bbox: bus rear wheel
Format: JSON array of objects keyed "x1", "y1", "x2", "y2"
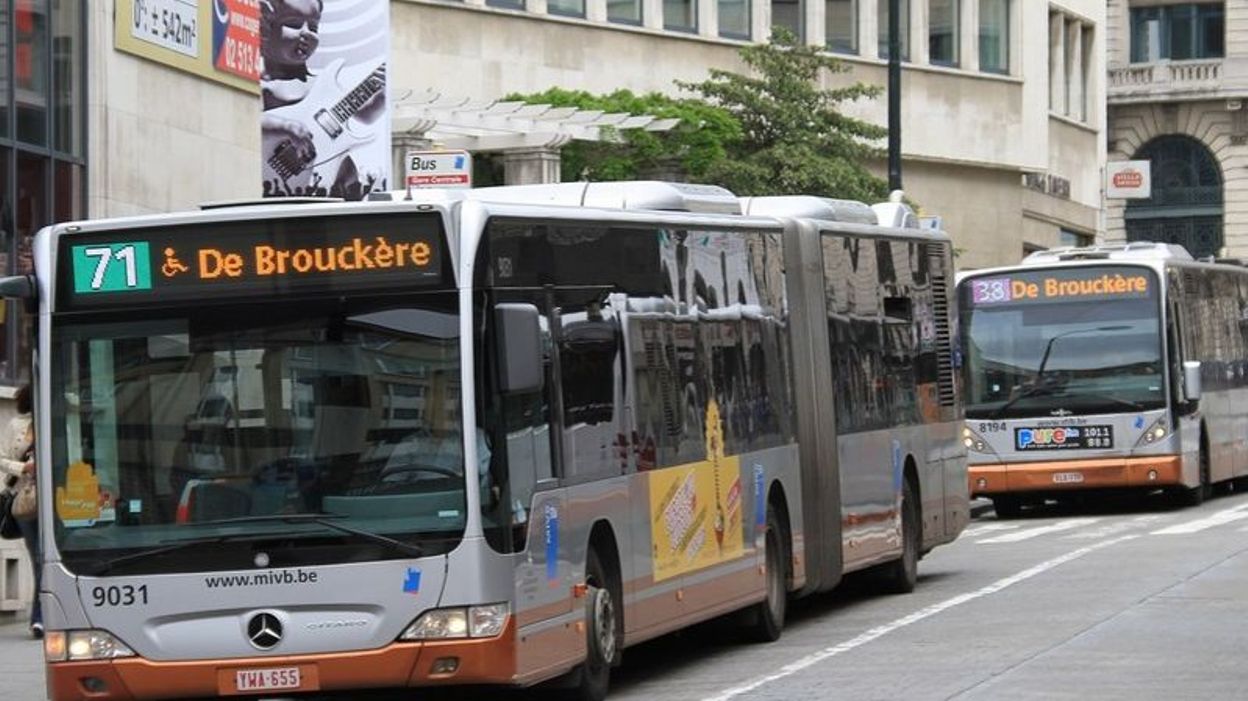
[
  {"x1": 562, "y1": 549, "x2": 617, "y2": 701},
  {"x1": 741, "y1": 506, "x2": 787, "y2": 642},
  {"x1": 878, "y1": 478, "x2": 920, "y2": 594}
]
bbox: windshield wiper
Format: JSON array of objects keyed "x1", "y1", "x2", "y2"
[
  {"x1": 183, "y1": 513, "x2": 426, "y2": 558},
  {"x1": 991, "y1": 383, "x2": 1057, "y2": 419},
  {"x1": 1051, "y1": 390, "x2": 1145, "y2": 412},
  {"x1": 87, "y1": 514, "x2": 424, "y2": 576},
  {"x1": 87, "y1": 534, "x2": 240, "y2": 576}
]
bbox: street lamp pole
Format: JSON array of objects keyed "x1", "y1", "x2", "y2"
[{"x1": 888, "y1": 0, "x2": 902, "y2": 192}]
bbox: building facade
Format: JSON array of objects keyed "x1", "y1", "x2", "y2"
[
  {"x1": 1106, "y1": 0, "x2": 1245, "y2": 259},
  {"x1": 84, "y1": 0, "x2": 1104, "y2": 271}
]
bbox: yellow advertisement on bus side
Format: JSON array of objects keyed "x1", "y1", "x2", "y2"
[{"x1": 649, "y1": 400, "x2": 745, "y2": 582}]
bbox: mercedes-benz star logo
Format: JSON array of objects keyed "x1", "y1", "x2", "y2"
[{"x1": 247, "y1": 613, "x2": 283, "y2": 650}]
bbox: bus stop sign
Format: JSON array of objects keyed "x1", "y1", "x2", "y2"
[{"x1": 406, "y1": 150, "x2": 472, "y2": 189}]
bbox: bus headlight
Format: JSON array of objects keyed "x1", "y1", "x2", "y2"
[
  {"x1": 401, "y1": 603, "x2": 510, "y2": 640},
  {"x1": 1136, "y1": 416, "x2": 1170, "y2": 446},
  {"x1": 45, "y1": 630, "x2": 134, "y2": 662},
  {"x1": 962, "y1": 425, "x2": 989, "y2": 454}
]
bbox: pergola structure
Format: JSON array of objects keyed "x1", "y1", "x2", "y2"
[{"x1": 390, "y1": 88, "x2": 681, "y2": 185}]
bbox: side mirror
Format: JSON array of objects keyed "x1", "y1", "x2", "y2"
[
  {"x1": 494, "y1": 303, "x2": 543, "y2": 394},
  {"x1": 1183, "y1": 360, "x2": 1202, "y2": 402},
  {"x1": 0, "y1": 275, "x2": 35, "y2": 314}
]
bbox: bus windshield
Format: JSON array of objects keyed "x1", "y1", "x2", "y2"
[
  {"x1": 50, "y1": 294, "x2": 469, "y2": 575},
  {"x1": 961, "y1": 266, "x2": 1165, "y2": 419}
]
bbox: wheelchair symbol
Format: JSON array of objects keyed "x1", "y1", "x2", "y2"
[{"x1": 162, "y1": 248, "x2": 189, "y2": 278}]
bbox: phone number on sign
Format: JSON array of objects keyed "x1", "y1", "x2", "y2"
[{"x1": 131, "y1": 0, "x2": 199, "y2": 57}]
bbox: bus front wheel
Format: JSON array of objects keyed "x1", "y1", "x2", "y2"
[
  {"x1": 992, "y1": 496, "x2": 1023, "y2": 519},
  {"x1": 562, "y1": 549, "x2": 617, "y2": 701}
]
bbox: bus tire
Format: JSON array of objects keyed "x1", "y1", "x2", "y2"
[
  {"x1": 992, "y1": 496, "x2": 1023, "y2": 519},
  {"x1": 1179, "y1": 445, "x2": 1212, "y2": 507},
  {"x1": 563, "y1": 549, "x2": 617, "y2": 701},
  {"x1": 741, "y1": 506, "x2": 787, "y2": 643},
  {"x1": 879, "y1": 477, "x2": 920, "y2": 594}
]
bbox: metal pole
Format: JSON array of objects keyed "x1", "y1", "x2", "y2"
[{"x1": 888, "y1": 0, "x2": 902, "y2": 191}]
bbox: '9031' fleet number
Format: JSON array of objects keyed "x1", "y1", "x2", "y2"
[{"x1": 92, "y1": 584, "x2": 149, "y2": 607}]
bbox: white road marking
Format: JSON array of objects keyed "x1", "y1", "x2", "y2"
[
  {"x1": 963, "y1": 524, "x2": 1021, "y2": 537},
  {"x1": 1062, "y1": 515, "x2": 1166, "y2": 540},
  {"x1": 976, "y1": 518, "x2": 1100, "y2": 544},
  {"x1": 700, "y1": 535, "x2": 1139, "y2": 701},
  {"x1": 1152, "y1": 503, "x2": 1248, "y2": 535}
]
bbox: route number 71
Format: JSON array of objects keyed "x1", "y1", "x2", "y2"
[{"x1": 71, "y1": 242, "x2": 153, "y2": 294}]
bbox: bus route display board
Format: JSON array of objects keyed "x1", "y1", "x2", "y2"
[
  {"x1": 964, "y1": 265, "x2": 1157, "y2": 307},
  {"x1": 58, "y1": 212, "x2": 448, "y2": 310}
]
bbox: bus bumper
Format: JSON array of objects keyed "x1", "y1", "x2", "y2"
[
  {"x1": 46, "y1": 619, "x2": 517, "y2": 700},
  {"x1": 969, "y1": 455, "x2": 1183, "y2": 497}
]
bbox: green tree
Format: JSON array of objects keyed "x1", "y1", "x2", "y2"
[
  {"x1": 508, "y1": 29, "x2": 888, "y2": 201},
  {"x1": 678, "y1": 28, "x2": 888, "y2": 201},
  {"x1": 503, "y1": 87, "x2": 740, "y2": 183}
]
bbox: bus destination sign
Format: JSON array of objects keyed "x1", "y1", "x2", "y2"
[
  {"x1": 62, "y1": 214, "x2": 445, "y2": 308},
  {"x1": 967, "y1": 267, "x2": 1154, "y2": 307}
]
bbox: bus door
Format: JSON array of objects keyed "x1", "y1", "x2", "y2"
[{"x1": 1166, "y1": 272, "x2": 1202, "y2": 476}]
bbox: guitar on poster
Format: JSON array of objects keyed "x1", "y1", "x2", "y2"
[{"x1": 261, "y1": 60, "x2": 387, "y2": 193}]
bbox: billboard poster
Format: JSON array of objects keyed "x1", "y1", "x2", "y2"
[
  {"x1": 114, "y1": 0, "x2": 260, "y2": 93},
  {"x1": 213, "y1": 0, "x2": 262, "y2": 81},
  {"x1": 260, "y1": 0, "x2": 390, "y2": 200}
]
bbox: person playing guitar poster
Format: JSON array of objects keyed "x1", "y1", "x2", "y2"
[{"x1": 260, "y1": 0, "x2": 388, "y2": 199}]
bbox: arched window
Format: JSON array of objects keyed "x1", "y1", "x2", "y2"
[{"x1": 1125, "y1": 135, "x2": 1223, "y2": 258}]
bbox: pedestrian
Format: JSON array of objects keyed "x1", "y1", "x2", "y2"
[{"x1": 0, "y1": 384, "x2": 39, "y2": 638}]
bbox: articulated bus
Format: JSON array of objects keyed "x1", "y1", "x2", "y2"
[
  {"x1": 9, "y1": 182, "x2": 966, "y2": 701},
  {"x1": 958, "y1": 242, "x2": 1248, "y2": 518}
]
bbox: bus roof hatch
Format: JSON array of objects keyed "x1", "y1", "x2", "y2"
[
  {"x1": 464, "y1": 181, "x2": 742, "y2": 214},
  {"x1": 739, "y1": 195, "x2": 877, "y2": 224},
  {"x1": 1023, "y1": 241, "x2": 1193, "y2": 265}
]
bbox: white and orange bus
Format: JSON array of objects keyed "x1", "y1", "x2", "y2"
[
  {"x1": 958, "y1": 242, "x2": 1248, "y2": 517},
  {"x1": 7, "y1": 182, "x2": 966, "y2": 700}
]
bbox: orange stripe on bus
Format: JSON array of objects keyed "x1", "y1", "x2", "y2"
[{"x1": 969, "y1": 455, "x2": 1183, "y2": 495}]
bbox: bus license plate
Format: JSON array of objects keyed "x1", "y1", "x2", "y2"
[
  {"x1": 1052, "y1": 472, "x2": 1085, "y2": 484},
  {"x1": 235, "y1": 667, "x2": 301, "y2": 692}
]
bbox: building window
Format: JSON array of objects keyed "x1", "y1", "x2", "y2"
[
  {"x1": 485, "y1": 0, "x2": 524, "y2": 8},
  {"x1": 664, "y1": 0, "x2": 696, "y2": 31},
  {"x1": 719, "y1": 0, "x2": 750, "y2": 37},
  {"x1": 608, "y1": 0, "x2": 643, "y2": 23},
  {"x1": 826, "y1": 0, "x2": 857, "y2": 53},
  {"x1": 1058, "y1": 229, "x2": 1092, "y2": 248},
  {"x1": 773, "y1": 0, "x2": 802, "y2": 38},
  {"x1": 548, "y1": 0, "x2": 586, "y2": 16},
  {"x1": 1050, "y1": 12, "x2": 1093, "y2": 123},
  {"x1": 929, "y1": 0, "x2": 958, "y2": 66},
  {"x1": 1130, "y1": 4, "x2": 1224, "y2": 63},
  {"x1": 979, "y1": 0, "x2": 1009, "y2": 73},
  {"x1": 0, "y1": 1, "x2": 86, "y2": 383},
  {"x1": 878, "y1": 0, "x2": 910, "y2": 60}
]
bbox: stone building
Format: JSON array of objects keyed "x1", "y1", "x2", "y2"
[
  {"x1": 1106, "y1": 0, "x2": 1244, "y2": 258},
  {"x1": 86, "y1": 0, "x2": 1104, "y2": 271}
]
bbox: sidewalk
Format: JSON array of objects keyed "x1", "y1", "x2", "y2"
[{"x1": 0, "y1": 614, "x2": 45, "y2": 701}]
